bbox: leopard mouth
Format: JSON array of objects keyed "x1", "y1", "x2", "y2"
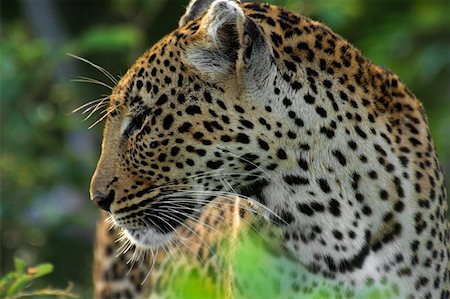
[
  {"x1": 116, "y1": 195, "x2": 211, "y2": 248},
  {"x1": 124, "y1": 227, "x2": 174, "y2": 248}
]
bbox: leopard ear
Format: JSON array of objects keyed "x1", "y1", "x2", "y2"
[
  {"x1": 179, "y1": 0, "x2": 239, "y2": 27},
  {"x1": 183, "y1": 0, "x2": 273, "y2": 87}
]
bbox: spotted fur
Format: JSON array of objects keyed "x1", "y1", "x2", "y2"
[{"x1": 90, "y1": 1, "x2": 449, "y2": 298}]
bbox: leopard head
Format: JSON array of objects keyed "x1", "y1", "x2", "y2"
[{"x1": 90, "y1": 0, "x2": 280, "y2": 248}]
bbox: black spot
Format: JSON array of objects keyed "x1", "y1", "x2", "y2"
[
  {"x1": 282, "y1": 97, "x2": 292, "y2": 107},
  {"x1": 297, "y1": 203, "x2": 314, "y2": 216},
  {"x1": 277, "y1": 148, "x2": 288, "y2": 160},
  {"x1": 196, "y1": 149, "x2": 206, "y2": 156},
  {"x1": 409, "y1": 137, "x2": 421, "y2": 146},
  {"x1": 157, "y1": 153, "x2": 167, "y2": 162},
  {"x1": 217, "y1": 100, "x2": 227, "y2": 110},
  {"x1": 291, "y1": 81, "x2": 302, "y2": 90},
  {"x1": 178, "y1": 122, "x2": 192, "y2": 133},
  {"x1": 221, "y1": 135, "x2": 232, "y2": 142},
  {"x1": 266, "y1": 163, "x2": 277, "y2": 170},
  {"x1": 279, "y1": 210, "x2": 294, "y2": 225},
  {"x1": 332, "y1": 150, "x2": 347, "y2": 166},
  {"x1": 170, "y1": 147, "x2": 179, "y2": 156},
  {"x1": 236, "y1": 133, "x2": 250, "y2": 144},
  {"x1": 315, "y1": 107, "x2": 327, "y2": 118},
  {"x1": 339, "y1": 91, "x2": 348, "y2": 102},
  {"x1": 317, "y1": 178, "x2": 331, "y2": 193},
  {"x1": 355, "y1": 193, "x2": 364, "y2": 202},
  {"x1": 399, "y1": 156, "x2": 409, "y2": 167},
  {"x1": 320, "y1": 127, "x2": 335, "y2": 139},
  {"x1": 348, "y1": 140, "x2": 357, "y2": 150},
  {"x1": 362, "y1": 205, "x2": 372, "y2": 215},
  {"x1": 297, "y1": 157, "x2": 308, "y2": 170},
  {"x1": 374, "y1": 144, "x2": 387, "y2": 156},
  {"x1": 203, "y1": 121, "x2": 214, "y2": 132},
  {"x1": 284, "y1": 60, "x2": 297, "y2": 72},
  {"x1": 162, "y1": 114, "x2": 174, "y2": 130},
  {"x1": 328, "y1": 199, "x2": 341, "y2": 216},
  {"x1": 287, "y1": 131, "x2": 297, "y2": 139},
  {"x1": 323, "y1": 80, "x2": 332, "y2": 88},
  {"x1": 148, "y1": 53, "x2": 156, "y2": 63},
  {"x1": 155, "y1": 94, "x2": 168, "y2": 106},
  {"x1": 297, "y1": 41, "x2": 315, "y2": 62},
  {"x1": 206, "y1": 160, "x2": 224, "y2": 169},
  {"x1": 283, "y1": 175, "x2": 309, "y2": 185},
  {"x1": 193, "y1": 132, "x2": 204, "y2": 139},
  {"x1": 332, "y1": 230, "x2": 343, "y2": 240},
  {"x1": 394, "y1": 201, "x2": 405, "y2": 213},
  {"x1": 368, "y1": 170, "x2": 377, "y2": 179},
  {"x1": 136, "y1": 80, "x2": 143, "y2": 90},
  {"x1": 234, "y1": 105, "x2": 245, "y2": 113},
  {"x1": 239, "y1": 119, "x2": 254, "y2": 129},
  {"x1": 288, "y1": 111, "x2": 296, "y2": 119},
  {"x1": 393, "y1": 176, "x2": 405, "y2": 198},
  {"x1": 258, "y1": 139, "x2": 269, "y2": 151},
  {"x1": 204, "y1": 91, "x2": 212, "y2": 103},
  {"x1": 304, "y1": 94, "x2": 315, "y2": 104},
  {"x1": 295, "y1": 118, "x2": 304, "y2": 127},
  {"x1": 379, "y1": 189, "x2": 389, "y2": 200},
  {"x1": 153, "y1": 107, "x2": 162, "y2": 117},
  {"x1": 186, "y1": 105, "x2": 202, "y2": 115},
  {"x1": 270, "y1": 32, "x2": 283, "y2": 47},
  {"x1": 311, "y1": 202, "x2": 325, "y2": 212},
  {"x1": 177, "y1": 94, "x2": 186, "y2": 104},
  {"x1": 355, "y1": 126, "x2": 367, "y2": 139}
]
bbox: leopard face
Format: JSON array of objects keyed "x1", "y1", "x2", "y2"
[
  {"x1": 90, "y1": 1, "x2": 279, "y2": 249},
  {"x1": 90, "y1": 1, "x2": 449, "y2": 297}
]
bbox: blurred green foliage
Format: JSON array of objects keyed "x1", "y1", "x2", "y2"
[
  {"x1": 1, "y1": 0, "x2": 449, "y2": 296},
  {"x1": 0, "y1": 258, "x2": 76, "y2": 299},
  {"x1": 162, "y1": 229, "x2": 400, "y2": 298}
]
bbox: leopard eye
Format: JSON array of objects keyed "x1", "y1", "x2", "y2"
[{"x1": 123, "y1": 112, "x2": 146, "y2": 137}]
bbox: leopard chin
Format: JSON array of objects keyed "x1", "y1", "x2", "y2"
[{"x1": 124, "y1": 227, "x2": 174, "y2": 249}]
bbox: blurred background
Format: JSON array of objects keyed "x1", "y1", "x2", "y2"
[{"x1": 1, "y1": 0, "x2": 449, "y2": 296}]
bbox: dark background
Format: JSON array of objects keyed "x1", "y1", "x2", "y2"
[{"x1": 1, "y1": 0, "x2": 449, "y2": 296}]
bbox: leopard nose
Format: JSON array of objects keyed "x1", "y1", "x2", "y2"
[{"x1": 92, "y1": 190, "x2": 115, "y2": 212}]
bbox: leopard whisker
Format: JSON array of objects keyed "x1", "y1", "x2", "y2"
[
  {"x1": 72, "y1": 76, "x2": 114, "y2": 90},
  {"x1": 216, "y1": 147, "x2": 271, "y2": 179},
  {"x1": 72, "y1": 95, "x2": 109, "y2": 113},
  {"x1": 157, "y1": 189, "x2": 284, "y2": 225},
  {"x1": 83, "y1": 102, "x2": 109, "y2": 121},
  {"x1": 88, "y1": 106, "x2": 117, "y2": 129},
  {"x1": 156, "y1": 195, "x2": 260, "y2": 216},
  {"x1": 141, "y1": 246, "x2": 158, "y2": 285},
  {"x1": 152, "y1": 206, "x2": 227, "y2": 239},
  {"x1": 146, "y1": 213, "x2": 189, "y2": 265},
  {"x1": 147, "y1": 211, "x2": 224, "y2": 272},
  {"x1": 68, "y1": 53, "x2": 119, "y2": 85},
  {"x1": 152, "y1": 200, "x2": 266, "y2": 244}
]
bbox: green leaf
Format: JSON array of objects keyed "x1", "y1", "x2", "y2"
[
  {"x1": 13, "y1": 259, "x2": 26, "y2": 274},
  {"x1": 6, "y1": 274, "x2": 30, "y2": 296},
  {"x1": 30, "y1": 263, "x2": 54, "y2": 279}
]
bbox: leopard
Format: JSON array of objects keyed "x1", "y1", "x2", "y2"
[{"x1": 89, "y1": 0, "x2": 449, "y2": 298}]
